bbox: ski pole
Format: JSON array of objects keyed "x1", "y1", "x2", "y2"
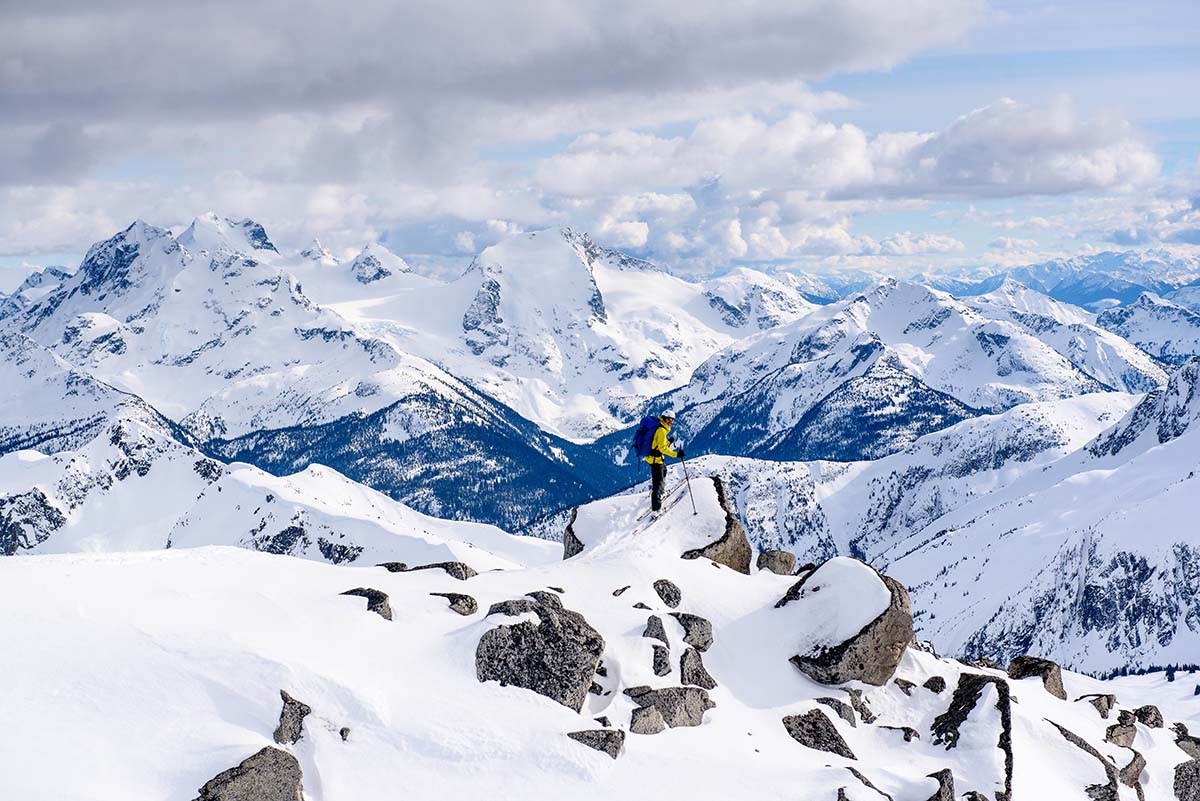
[{"x1": 680, "y1": 453, "x2": 698, "y2": 515}]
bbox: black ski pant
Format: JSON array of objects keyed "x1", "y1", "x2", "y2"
[{"x1": 651, "y1": 462, "x2": 667, "y2": 511}]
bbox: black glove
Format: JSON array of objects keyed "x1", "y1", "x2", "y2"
[{"x1": 677, "y1": 449, "x2": 685, "y2": 459}]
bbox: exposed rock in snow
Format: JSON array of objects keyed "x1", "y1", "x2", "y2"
[
  {"x1": 1179, "y1": 760, "x2": 1200, "y2": 801},
  {"x1": 630, "y1": 704, "x2": 667, "y2": 735},
  {"x1": 652, "y1": 578, "x2": 681, "y2": 608},
  {"x1": 1076, "y1": 693, "x2": 1117, "y2": 719},
  {"x1": 757, "y1": 549, "x2": 796, "y2": 575},
  {"x1": 1047, "y1": 720, "x2": 1120, "y2": 801},
  {"x1": 624, "y1": 685, "x2": 715, "y2": 728},
  {"x1": 652, "y1": 645, "x2": 671, "y2": 677},
  {"x1": 192, "y1": 746, "x2": 303, "y2": 801},
  {"x1": 272, "y1": 690, "x2": 311, "y2": 745},
  {"x1": 475, "y1": 594, "x2": 604, "y2": 712},
  {"x1": 642, "y1": 615, "x2": 668, "y2": 646},
  {"x1": 378, "y1": 561, "x2": 478, "y2": 580},
  {"x1": 924, "y1": 768, "x2": 955, "y2": 801},
  {"x1": 679, "y1": 647, "x2": 716, "y2": 689},
  {"x1": 566, "y1": 729, "x2": 624, "y2": 759},
  {"x1": 1008, "y1": 655, "x2": 1067, "y2": 700},
  {"x1": 1134, "y1": 704, "x2": 1164, "y2": 728},
  {"x1": 777, "y1": 557, "x2": 912, "y2": 686},
  {"x1": 1107, "y1": 710, "x2": 1138, "y2": 747},
  {"x1": 894, "y1": 677, "x2": 916, "y2": 696},
  {"x1": 669, "y1": 613, "x2": 713, "y2": 652},
  {"x1": 816, "y1": 696, "x2": 857, "y2": 727},
  {"x1": 679, "y1": 477, "x2": 752, "y2": 574},
  {"x1": 930, "y1": 673, "x2": 1013, "y2": 800},
  {"x1": 340, "y1": 587, "x2": 393, "y2": 621},
  {"x1": 923, "y1": 676, "x2": 947, "y2": 694},
  {"x1": 1097, "y1": 293, "x2": 1200, "y2": 366},
  {"x1": 782, "y1": 709, "x2": 856, "y2": 759},
  {"x1": 429, "y1": 592, "x2": 478, "y2": 616}
]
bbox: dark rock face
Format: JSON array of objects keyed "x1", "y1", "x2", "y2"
[
  {"x1": 612, "y1": 585, "x2": 630, "y2": 596},
  {"x1": 669, "y1": 612, "x2": 713, "y2": 652},
  {"x1": 1177, "y1": 759, "x2": 1200, "y2": 801},
  {"x1": 476, "y1": 595, "x2": 604, "y2": 712},
  {"x1": 1119, "y1": 749, "x2": 1145, "y2": 791},
  {"x1": 846, "y1": 767, "x2": 894, "y2": 801},
  {"x1": 339, "y1": 727, "x2": 350, "y2": 742},
  {"x1": 340, "y1": 587, "x2": 392, "y2": 620},
  {"x1": 1048, "y1": 721, "x2": 1119, "y2": 801},
  {"x1": 680, "y1": 478, "x2": 752, "y2": 574},
  {"x1": 631, "y1": 705, "x2": 667, "y2": 735},
  {"x1": 377, "y1": 561, "x2": 477, "y2": 580},
  {"x1": 1007, "y1": 655, "x2": 1067, "y2": 700},
  {"x1": 894, "y1": 677, "x2": 916, "y2": 696},
  {"x1": 643, "y1": 615, "x2": 669, "y2": 646},
  {"x1": 816, "y1": 697, "x2": 857, "y2": 728},
  {"x1": 430, "y1": 592, "x2": 478, "y2": 616},
  {"x1": 1177, "y1": 725, "x2": 1200, "y2": 759},
  {"x1": 1133, "y1": 704, "x2": 1163, "y2": 728},
  {"x1": 652, "y1": 579, "x2": 682, "y2": 608},
  {"x1": 779, "y1": 561, "x2": 913, "y2": 687},
  {"x1": 192, "y1": 746, "x2": 303, "y2": 801},
  {"x1": 563, "y1": 508, "x2": 584, "y2": 559},
  {"x1": 273, "y1": 690, "x2": 311, "y2": 745},
  {"x1": 625, "y1": 686, "x2": 714, "y2": 728},
  {"x1": 1076, "y1": 693, "x2": 1117, "y2": 719},
  {"x1": 923, "y1": 676, "x2": 947, "y2": 694},
  {"x1": 652, "y1": 645, "x2": 671, "y2": 677},
  {"x1": 931, "y1": 674, "x2": 1013, "y2": 801},
  {"x1": 782, "y1": 709, "x2": 856, "y2": 759},
  {"x1": 680, "y1": 648, "x2": 716, "y2": 690},
  {"x1": 1106, "y1": 710, "x2": 1137, "y2": 748},
  {"x1": 757, "y1": 549, "x2": 797, "y2": 576},
  {"x1": 567, "y1": 729, "x2": 624, "y2": 759},
  {"x1": 925, "y1": 768, "x2": 955, "y2": 801}
]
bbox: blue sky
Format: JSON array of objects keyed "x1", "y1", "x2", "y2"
[{"x1": 1, "y1": 0, "x2": 1197, "y2": 288}]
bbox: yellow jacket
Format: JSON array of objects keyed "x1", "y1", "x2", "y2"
[{"x1": 644, "y1": 418, "x2": 679, "y2": 465}]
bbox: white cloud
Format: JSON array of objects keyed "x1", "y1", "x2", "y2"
[{"x1": 989, "y1": 236, "x2": 1039, "y2": 250}]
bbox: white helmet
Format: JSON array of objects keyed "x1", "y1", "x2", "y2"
[{"x1": 661, "y1": 409, "x2": 676, "y2": 419}]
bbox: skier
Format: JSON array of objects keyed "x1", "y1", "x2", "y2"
[{"x1": 642, "y1": 409, "x2": 684, "y2": 514}]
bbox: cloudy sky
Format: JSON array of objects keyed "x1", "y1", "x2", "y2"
[{"x1": 2, "y1": 0, "x2": 1198, "y2": 285}]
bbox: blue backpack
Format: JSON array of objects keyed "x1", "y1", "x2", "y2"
[{"x1": 632, "y1": 415, "x2": 660, "y2": 458}]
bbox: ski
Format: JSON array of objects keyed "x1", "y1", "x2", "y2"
[
  {"x1": 633, "y1": 480, "x2": 687, "y2": 524},
  {"x1": 631, "y1": 485, "x2": 690, "y2": 535}
]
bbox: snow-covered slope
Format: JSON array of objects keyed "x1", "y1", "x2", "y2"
[
  {"x1": 323, "y1": 229, "x2": 816, "y2": 439},
  {"x1": 2, "y1": 482, "x2": 1196, "y2": 801},
  {"x1": 0, "y1": 265, "x2": 72, "y2": 319},
  {"x1": 1, "y1": 218, "x2": 628, "y2": 528},
  {"x1": 659, "y1": 279, "x2": 1116, "y2": 462},
  {"x1": 966, "y1": 280, "x2": 1167, "y2": 393},
  {"x1": 1097, "y1": 293, "x2": 1200, "y2": 366}
]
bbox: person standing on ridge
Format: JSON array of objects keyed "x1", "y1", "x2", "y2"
[{"x1": 643, "y1": 410, "x2": 684, "y2": 513}]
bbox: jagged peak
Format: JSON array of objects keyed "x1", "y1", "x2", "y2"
[
  {"x1": 348, "y1": 242, "x2": 410, "y2": 284},
  {"x1": 178, "y1": 214, "x2": 278, "y2": 256},
  {"x1": 300, "y1": 238, "x2": 337, "y2": 263},
  {"x1": 1088, "y1": 356, "x2": 1200, "y2": 458}
]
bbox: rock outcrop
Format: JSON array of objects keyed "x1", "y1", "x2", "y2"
[
  {"x1": 782, "y1": 709, "x2": 856, "y2": 759},
  {"x1": 562, "y1": 508, "x2": 584, "y2": 559},
  {"x1": 669, "y1": 612, "x2": 713, "y2": 652},
  {"x1": 1178, "y1": 759, "x2": 1200, "y2": 801},
  {"x1": 377, "y1": 561, "x2": 477, "y2": 580},
  {"x1": 652, "y1": 645, "x2": 671, "y2": 677},
  {"x1": 624, "y1": 685, "x2": 714, "y2": 728},
  {"x1": 1106, "y1": 710, "x2": 1137, "y2": 748},
  {"x1": 340, "y1": 587, "x2": 392, "y2": 620},
  {"x1": 643, "y1": 615, "x2": 669, "y2": 645},
  {"x1": 1076, "y1": 693, "x2": 1116, "y2": 719},
  {"x1": 430, "y1": 592, "x2": 478, "y2": 616},
  {"x1": 652, "y1": 579, "x2": 682, "y2": 608},
  {"x1": 679, "y1": 478, "x2": 752, "y2": 574},
  {"x1": 925, "y1": 768, "x2": 955, "y2": 801},
  {"x1": 931, "y1": 674, "x2": 1013, "y2": 801},
  {"x1": 680, "y1": 647, "x2": 716, "y2": 689},
  {"x1": 816, "y1": 697, "x2": 857, "y2": 727},
  {"x1": 631, "y1": 704, "x2": 667, "y2": 735},
  {"x1": 567, "y1": 729, "x2": 624, "y2": 759},
  {"x1": 1134, "y1": 704, "x2": 1163, "y2": 728},
  {"x1": 923, "y1": 676, "x2": 947, "y2": 694},
  {"x1": 1048, "y1": 720, "x2": 1120, "y2": 801},
  {"x1": 192, "y1": 747, "x2": 304, "y2": 801},
  {"x1": 757, "y1": 549, "x2": 796, "y2": 575},
  {"x1": 778, "y1": 557, "x2": 913, "y2": 686},
  {"x1": 476, "y1": 594, "x2": 604, "y2": 712},
  {"x1": 1007, "y1": 655, "x2": 1067, "y2": 700},
  {"x1": 273, "y1": 690, "x2": 311, "y2": 745}
]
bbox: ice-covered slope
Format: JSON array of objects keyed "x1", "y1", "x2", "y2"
[
  {"x1": 323, "y1": 229, "x2": 816, "y2": 439},
  {"x1": 965, "y1": 280, "x2": 1167, "y2": 393},
  {"x1": 658, "y1": 278, "x2": 1114, "y2": 462},
  {"x1": 2, "y1": 482, "x2": 1197, "y2": 801},
  {"x1": 1097, "y1": 293, "x2": 1200, "y2": 366}
]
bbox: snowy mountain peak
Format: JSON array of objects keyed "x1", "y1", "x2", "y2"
[
  {"x1": 348, "y1": 242, "x2": 410, "y2": 284},
  {"x1": 1096, "y1": 291, "x2": 1200, "y2": 366},
  {"x1": 299, "y1": 238, "x2": 337, "y2": 264},
  {"x1": 74, "y1": 220, "x2": 181, "y2": 298},
  {"x1": 178, "y1": 213, "x2": 278, "y2": 258}
]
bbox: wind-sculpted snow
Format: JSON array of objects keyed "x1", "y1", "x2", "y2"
[{"x1": 3, "y1": 494, "x2": 1198, "y2": 799}]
